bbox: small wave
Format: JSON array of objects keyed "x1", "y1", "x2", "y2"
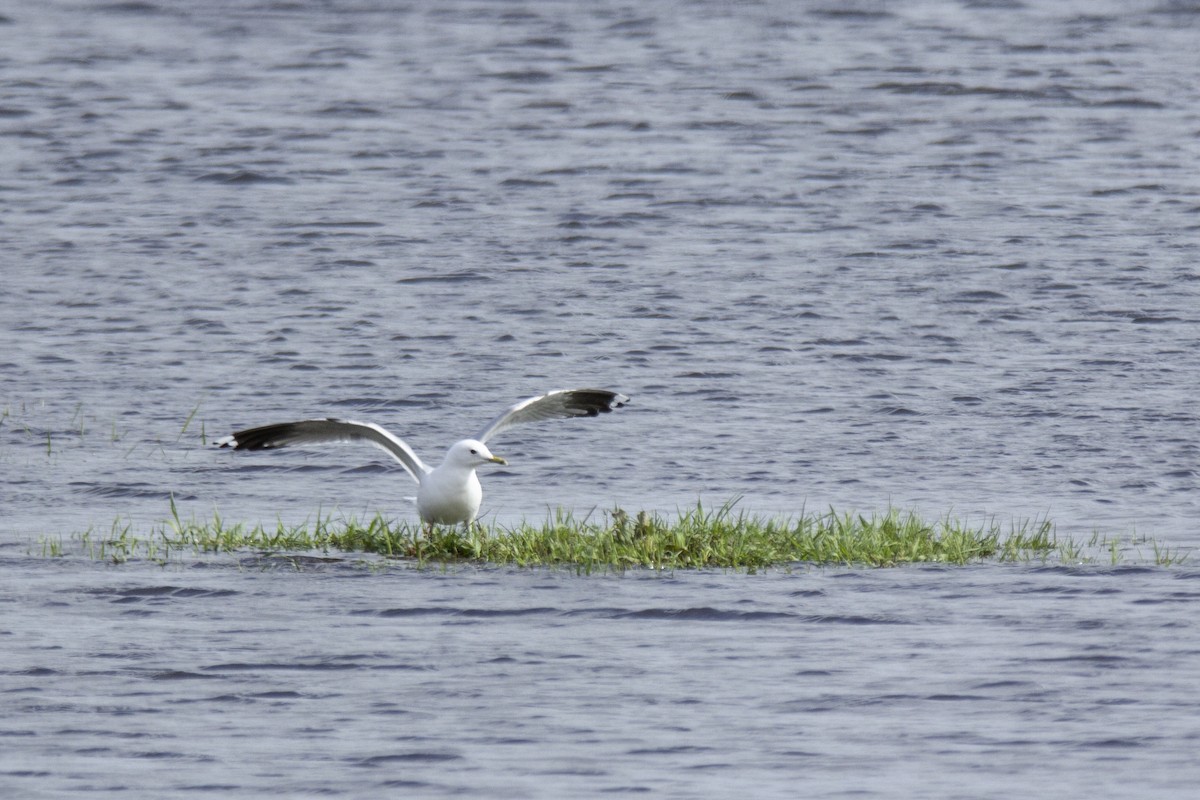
[
  {"x1": 89, "y1": 586, "x2": 239, "y2": 602},
  {"x1": 147, "y1": 670, "x2": 218, "y2": 681},
  {"x1": 830, "y1": 352, "x2": 911, "y2": 362},
  {"x1": 501, "y1": 178, "x2": 556, "y2": 188},
  {"x1": 194, "y1": 170, "x2": 292, "y2": 185},
  {"x1": 356, "y1": 752, "x2": 462, "y2": 766},
  {"x1": 875, "y1": 406, "x2": 922, "y2": 416},
  {"x1": 616, "y1": 607, "x2": 797, "y2": 621},
  {"x1": 874, "y1": 81, "x2": 1070, "y2": 102},
  {"x1": 70, "y1": 483, "x2": 184, "y2": 501},
  {"x1": 481, "y1": 70, "x2": 554, "y2": 83},
  {"x1": 1032, "y1": 654, "x2": 1132, "y2": 666},
  {"x1": 810, "y1": 8, "x2": 894, "y2": 19},
  {"x1": 368, "y1": 606, "x2": 556, "y2": 619},
  {"x1": 954, "y1": 290, "x2": 1010, "y2": 302},
  {"x1": 803, "y1": 614, "x2": 911, "y2": 625},
  {"x1": 627, "y1": 744, "x2": 718, "y2": 755},
  {"x1": 276, "y1": 220, "x2": 384, "y2": 229},
  {"x1": 1092, "y1": 98, "x2": 1165, "y2": 109},
  {"x1": 10, "y1": 666, "x2": 58, "y2": 676},
  {"x1": 1132, "y1": 315, "x2": 1182, "y2": 324},
  {"x1": 203, "y1": 660, "x2": 363, "y2": 672},
  {"x1": 1078, "y1": 738, "x2": 1148, "y2": 749},
  {"x1": 97, "y1": 2, "x2": 162, "y2": 13},
  {"x1": 316, "y1": 102, "x2": 381, "y2": 116},
  {"x1": 396, "y1": 271, "x2": 491, "y2": 284}
]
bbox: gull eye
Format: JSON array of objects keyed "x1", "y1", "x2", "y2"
[{"x1": 470, "y1": 449, "x2": 478, "y2": 455}]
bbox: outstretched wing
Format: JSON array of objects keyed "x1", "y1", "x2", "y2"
[
  {"x1": 475, "y1": 389, "x2": 629, "y2": 444},
  {"x1": 216, "y1": 419, "x2": 431, "y2": 482}
]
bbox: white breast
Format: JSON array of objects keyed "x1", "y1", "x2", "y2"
[{"x1": 416, "y1": 467, "x2": 483, "y2": 525}]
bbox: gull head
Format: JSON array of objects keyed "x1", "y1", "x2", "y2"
[{"x1": 445, "y1": 439, "x2": 507, "y2": 469}]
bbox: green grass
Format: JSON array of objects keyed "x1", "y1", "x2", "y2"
[{"x1": 34, "y1": 500, "x2": 1189, "y2": 571}]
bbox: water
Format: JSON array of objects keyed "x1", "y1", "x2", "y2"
[
  {"x1": 2, "y1": 0, "x2": 1200, "y2": 796},
  {"x1": 4, "y1": 556, "x2": 1200, "y2": 799}
]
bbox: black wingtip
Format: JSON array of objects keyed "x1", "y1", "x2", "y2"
[
  {"x1": 217, "y1": 422, "x2": 301, "y2": 451},
  {"x1": 566, "y1": 389, "x2": 629, "y2": 417}
]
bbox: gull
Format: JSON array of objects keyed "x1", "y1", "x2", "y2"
[{"x1": 217, "y1": 389, "x2": 629, "y2": 526}]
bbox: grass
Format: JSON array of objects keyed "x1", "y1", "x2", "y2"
[{"x1": 34, "y1": 499, "x2": 1190, "y2": 572}]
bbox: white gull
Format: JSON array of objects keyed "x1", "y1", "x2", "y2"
[{"x1": 217, "y1": 389, "x2": 629, "y2": 525}]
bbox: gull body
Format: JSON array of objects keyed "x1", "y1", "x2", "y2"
[
  {"x1": 217, "y1": 389, "x2": 628, "y2": 526},
  {"x1": 417, "y1": 439, "x2": 505, "y2": 525}
]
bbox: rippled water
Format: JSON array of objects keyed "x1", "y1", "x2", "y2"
[
  {"x1": 3, "y1": 1, "x2": 1200, "y2": 797},
  {"x1": 4, "y1": 555, "x2": 1200, "y2": 799}
]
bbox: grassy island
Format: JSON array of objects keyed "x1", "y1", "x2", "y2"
[{"x1": 41, "y1": 501, "x2": 1189, "y2": 570}]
